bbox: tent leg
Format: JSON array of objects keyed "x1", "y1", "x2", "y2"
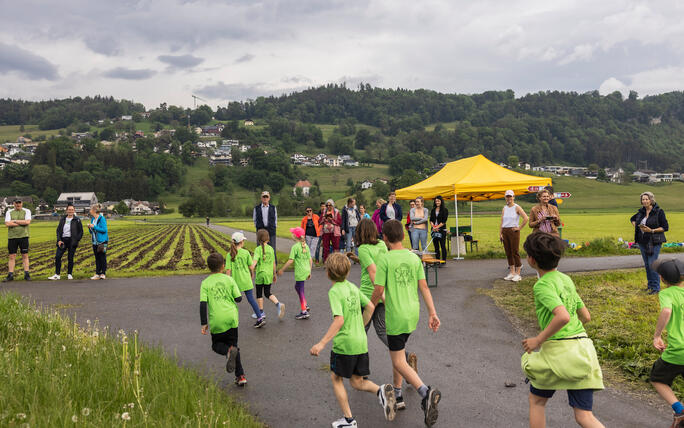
[
  {"x1": 454, "y1": 193, "x2": 463, "y2": 260},
  {"x1": 470, "y1": 199, "x2": 473, "y2": 236}
]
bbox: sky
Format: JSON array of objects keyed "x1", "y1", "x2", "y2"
[{"x1": 2, "y1": 0, "x2": 684, "y2": 109}]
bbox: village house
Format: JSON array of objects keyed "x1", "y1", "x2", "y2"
[
  {"x1": 293, "y1": 180, "x2": 312, "y2": 196},
  {"x1": 129, "y1": 201, "x2": 155, "y2": 215},
  {"x1": 71, "y1": 132, "x2": 91, "y2": 141},
  {"x1": 202, "y1": 124, "x2": 224, "y2": 136},
  {"x1": 55, "y1": 192, "x2": 98, "y2": 213},
  {"x1": 244, "y1": 119, "x2": 255, "y2": 126},
  {"x1": 121, "y1": 115, "x2": 133, "y2": 121},
  {"x1": 361, "y1": 180, "x2": 373, "y2": 189}
]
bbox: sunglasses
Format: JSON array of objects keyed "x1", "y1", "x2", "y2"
[
  {"x1": 306, "y1": 209, "x2": 312, "y2": 212},
  {"x1": 262, "y1": 195, "x2": 269, "y2": 198}
]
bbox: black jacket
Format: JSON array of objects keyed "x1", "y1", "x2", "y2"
[
  {"x1": 341, "y1": 206, "x2": 361, "y2": 233},
  {"x1": 630, "y1": 203, "x2": 668, "y2": 245},
  {"x1": 379, "y1": 202, "x2": 403, "y2": 222},
  {"x1": 56, "y1": 215, "x2": 84, "y2": 246},
  {"x1": 430, "y1": 206, "x2": 449, "y2": 232},
  {"x1": 253, "y1": 204, "x2": 277, "y2": 233}
]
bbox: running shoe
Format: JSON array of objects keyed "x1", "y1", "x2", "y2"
[
  {"x1": 67, "y1": 274, "x2": 73, "y2": 280},
  {"x1": 407, "y1": 352, "x2": 418, "y2": 373},
  {"x1": 235, "y1": 375, "x2": 247, "y2": 387},
  {"x1": 251, "y1": 311, "x2": 266, "y2": 319},
  {"x1": 295, "y1": 311, "x2": 310, "y2": 320},
  {"x1": 24, "y1": 272, "x2": 31, "y2": 281},
  {"x1": 99, "y1": 274, "x2": 106, "y2": 280},
  {"x1": 225, "y1": 346, "x2": 238, "y2": 373},
  {"x1": 2, "y1": 273, "x2": 13, "y2": 282},
  {"x1": 90, "y1": 274, "x2": 100, "y2": 280},
  {"x1": 331, "y1": 417, "x2": 357, "y2": 427},
  {"x1": 48, "y1": 274, "x2": 61, "y2": 280},
  {"x1": 421, "y1": 386, "x2": 441, "y2": 427},
  {"x1": 278, "y1": 303, "x2": 285, "y2": 319},
  {"x1": 512, "y1": 275, "x2": 522, "y2": 282},
  {"x1": 377, "y1": 384, "x2": 396, "y2": 421},
  {"x1": 396, "y1": 395, "x2": 406, "y2": 410},
  {"x1": 504, "y1": 273, "x2": 514, "y2": 280},
  {"x1": 254, "y1": 318, "x2": 266, "y2": 328}
]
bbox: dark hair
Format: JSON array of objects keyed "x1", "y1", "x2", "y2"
[
  {"x1": 355, "y1": 218, "x2": 379, "y2": 246},
  {"x1": 67, "y1": 203, "x2": 74, "y2": 208},
  {"x1": 433, "y1": 195, "x2": 444, "y2": 208},
  {"x1": 382, "y1": 219, "x2": 404, "y2": 244},
  {"x1": 326, "y1": 253, "x2": 351, "y2": 282},
  {"x1": 523, "y1": 232, "x2": 565, "y2": 270},
  {"x1": 207, "y1": 252, "x2": 225, "y2": 273},
  {"x1": 256, "y1": 229, "x2": 269, "y2": 261},
  {"x1": 347, "y1": 198, "x2": 354, "y2": 205}
]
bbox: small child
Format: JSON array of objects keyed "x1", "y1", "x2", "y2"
[
  {"x1": 226, "y1": 231, "x2": 262, "y2": 327},
  {"x1": 250, "y1": 228, "x2": 284, "y2": 326},
  {"x1": 373, "y1": 220, "x2": 441, "y2": 427},
  {"x1": 277, "y1": 227, "x2": 313, "y2": 320},
  {"x1": 200, "y1": 252, "x2": 247, "y2": 386},
  {"x1": 649, "y1": 258, "x2": 684, "y2": 427},
  {"x1": 521, "y1": 232, "x2": 604, "y2": 428},
  {"x1": 310, "y1": 253, "x2": 396, "y2": 427}
]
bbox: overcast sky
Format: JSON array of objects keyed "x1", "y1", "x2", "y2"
[{"x1": 2, "y1": 0, "x2": 684, "y2": 109}]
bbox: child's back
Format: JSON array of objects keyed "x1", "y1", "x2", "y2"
[
  {"x1": 254, "y1": 244, "x2": 275, "y2": 284},
  {"x1": 290, "y1": 241, "x2": 311, "y2": 281},
  {"x1": 200, "y1": 273, "x2": 241, "y2": 333},
  {"x1": 533, "y1": 270, "x2": 586, "y2": 339},
  {"x1": 659, "y1": 286, "x2": 684, "y2": 364},
  {"x1": 329, "y1": 279, "x2": 369, "y2": 355},
  {"x1": 228, "y1": 248, "x2": 253, "y2": 291},
  {"x1": 357, "y1": 240, "x2": 387, "y2": 300}
]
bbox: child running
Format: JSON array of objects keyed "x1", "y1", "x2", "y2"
[
  {"x1": 373, "y1": 220, "x2": 441, "y2": 427},
  {"x1": 200, "y1": 252, "x2": 247, "y2": 386},
  {"x1": 352, "y1": 218, "x2": 417, "y2": 411},
  {"x1": 226, "y1": 231, "x2": 262, "y2": 328},
  {"x1": 649, "y1": 258, "x2": 684, "y2": 427},
  {"x1": 250, "y1": 228, "x2": 284, "y2": 326},
  {"x1": 277, "y1": 227, "x2": 313, "y2": 320},
  {"x1": 310, "y1": 253, "x2": 396, "y2": 427},
  {"x1": 521, "y1": 232, "x2": 604, "y2": 428}
]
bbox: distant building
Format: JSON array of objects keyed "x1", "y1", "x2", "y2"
[
  {"x1": 244, "y1": 119, "x2": 255, "y2": 126},
  {"x1": 130, "y1": 201, "x2": 155, "y2": 215},
  {"x1": 71, "y1": 132, "x2": 91, "y2": 141},
  {"x1": 121, "y1": 115, "x2": 133, "y2": 121},
  {"x1": 361, "y1": 180, "x2": 373, "y2": 190},
  {"x1": 55, "y1": 192, "x2": 98, "y2": 213},
  {"x1": 293, "y1": 180, "x2": 312, "y2": 196},
  {"x1": 202, "y1": 124, "x2": 224, "y2": 136},
  {"x1": 650, "y1": 116, "x2": 662, "y2": 125},
  {"x1": 17, "y1": 136, "x2": 32, "y2": 144}
]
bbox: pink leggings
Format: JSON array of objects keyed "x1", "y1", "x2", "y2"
[{"x1": 295, "y1": 281, "x2": 307, "y2": 312}]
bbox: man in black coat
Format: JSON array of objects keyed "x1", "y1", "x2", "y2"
[
  {"x1": 49, "y1": 203, "x2": 84, "y2": 280},
  {"x1": 253, "y1": 190, "x2": 278, "y2": 262}
]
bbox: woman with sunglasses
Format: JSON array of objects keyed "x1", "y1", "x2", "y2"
[
  {"x1": 300, "y1": 207, "x2": 321, "y2": 257},
  {"x1": 319, "y1": 199, "x2": 342, "y2": 262}
]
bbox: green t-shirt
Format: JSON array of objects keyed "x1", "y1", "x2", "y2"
[
  {"x1": 358, "y1": 241, "x2": 388, "y2": 300},
  {"x1": 328, "y1": 279, "x2": 370, "y2": 355},
  {"x1": 7, "y1": 208, "x2": 30, "y2": 239},
  {"x1": 253, "y1": 244, "x2": 275, "y2": 285},
  {"x1": 375, "y1": 249, "x2": 425, "y2": 335},
  {"x1": 660, "y1": 287, "x2": 684, "y2": 365},
  {"x1": 200, "y1": 273, "x2": 242, "y2": 334},
  {"x1": 227, "y1": 248, "x2": 253, "y2": 292},
  {"x1": 289, "y1": 242, "x2": 311, "y2": 281},
  {"x1": 533, "y1": 270, "x2": 586, "y2": 340}
]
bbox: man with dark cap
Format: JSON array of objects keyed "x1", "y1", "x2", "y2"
[{"x1": 4, "y1": 199, "x2": 32, "y2": 281}]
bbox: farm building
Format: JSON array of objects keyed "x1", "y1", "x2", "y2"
[
  {"x1": 244, "y1": 119, "x2": 255, "y2": 126},
  {"x1": 361, "y1": 180, "x2": 373, "y2": 189},
  {"x1": 293, "y1": 180, "x2": 312, "y2": 196},
  {"x1": 130, "y1": 201, "x2": 156, "y2": 215},
  {"x1": 55, "y1": 192, "x2": 98, "y2": 213}
]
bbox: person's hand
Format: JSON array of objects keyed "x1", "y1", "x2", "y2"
[
  {"x1": 87, "y1": 223, "x2": 94, "y2": 229},
  {"x1": 307, "y1": 274, "x2": 311, "y2": 280},
  {"x1": 58, "y1": 241, "x2": 64, "y2": 247},
  {"x1": 276, "y1": 269, "x2": 283, "y2": 276},
  {"x1": 654, "y1": 336, "x2": 667, "y2": 352},
  {"x1": 512, "y1": 227, "x2": 519, "y2": 232},
  {"x1": 201, "y1": 325, "x2": 209, "y2": 335},
  {"x1": 273, "y1": 274, "x2": 277, "y2": 283},
  {"x1": 428, "y1": 313, "x2": 440, "y2": 332},
  {"x1": 310, "y1": 342, "x2": 324, "y2": 356},
  {"x1": 341, "y1": 230, "x2": 345, "y2": 235},
  {"x1": 522, "y1": 336, "x2": 541, "y2": 354},
  {"x1": 499, "y1": 234, "x2": 503, "y2": 241}
]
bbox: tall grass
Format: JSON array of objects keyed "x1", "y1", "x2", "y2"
[{"x1": 0, "y1": 293, "x2": 263, "y2": 427}]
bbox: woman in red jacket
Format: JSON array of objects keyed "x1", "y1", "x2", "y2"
[
  {"x1": 300, "y1": 207, "x2": 321, "y2": 256},
  {"x1": 319, "y1": 199, "x2": 342, "y2": 262}
]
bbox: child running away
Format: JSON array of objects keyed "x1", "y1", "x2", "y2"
[
  {"x1": 310, "y1": 253, "x2": 397, "y2": 427},
  {"x1": 373, "y1": 219, "x2": 441, "y2": 427},
  {"x1": 278, "y1": 227, "x2": 313, "y2": 320},
  {"x1": 226, "y1": 231, "x2": 262, "y2": 325},
  {"x1": 200, "y1": 252, "x2": 247, "y2": 386},
  {"x1": 649, "y1": 258, "x2": 684, "y2": 427},
  {"x1": 250, "y1": 229, "x2": 284, "y2": 327},
  {"x1": 521, "y1": 232, "x2": 604, "y2": 428}
]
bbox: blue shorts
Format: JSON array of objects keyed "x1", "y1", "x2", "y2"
[{"x1": 530, "y1": 385, "x2": 594, "y2": 411}]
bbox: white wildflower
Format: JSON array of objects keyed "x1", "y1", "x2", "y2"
[
  {"x1": 121, "y1": 412, "x2": 131, "y2": 421},
  {"x1": 81, "y1": 408, "x2": 90, "y2": 416},
  {"x1": 16, "y1": 413, "x2": 27, "y2": 420},
  {"x1": 62, "y1": 345, "x2": 66, "y2": 351},
  {"x1": 72, "y1": 415, "x2": 78, "y2": 423},
  {"x1": 128, "y1": 403, "x2": 135, "y2": 409}
]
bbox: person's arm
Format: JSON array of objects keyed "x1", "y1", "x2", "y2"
[
  {"x1": 379, "y1": 204, "x2": 388, "y2": 222},
  {"x1": 630, "y1": 212, "x2": 638, "y2": 227},
  {"x1": 499, "y1": 207, "x2": 505, "y2": 239},
  {"x1": 272, "y1": 259, "x2": 277, "y2": 283},
  {"x1": 654, "y1": 308, "x2": 673, "y2": 351},
  {"x1": 371, "y1": 284, "x2": 384, "y2": 306},
  {"x1": 522, "y1": 305, "x2": 570, "y2": 353},
  {"x1": 200, "y1": 301, "x2": 209, "y2": 334},
  {"x1": 93, "y1": 216, "x2": 107, "y2": 233},
  {"x1": 75, "y1": 218, "x2": 84, "y2": 243},
  {"x1": 252, "y1": 207, "x2": 257, "y2": 228},
  {"x1": 56, "y1": 218, "x2": 62, "y2": 242},
  {"x1": 577, "y1": 306, "x2": 591, "y2": 324},
  {"x1": 277, "y1": 259, "x2": 294, "y2": 276},
  {"x1": 5, "y1": 210, "x2": 17, "y2": 227},
  {"x1": 362, "y1": 300, "x2": 375, "y2": 326},
  {"x1": 517, "y1": 205, "x2": 529, "y2": 230},
  {"x1": 367, "y1": 263, "x2": 377, "y2": 286},
  {"x1": 654, "y1": 210, "x2": 669, "y2": 233},
  {"x1": 274, "y1": 206, "x2": 278, "y2": 229},
  {"x1": 552, "y1": 206, "x2": 561, "y2": 226},
  {"x1": 418, "y1": 279, "x2": 440, "y2": 332},
  {"x1": 528, "y1": 206, "x2": 540, "y2": 228},
  {"x1": 310, "y1": 316, "x2": 344, "y2": 356}
]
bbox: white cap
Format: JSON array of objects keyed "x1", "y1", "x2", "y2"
[
  {"x1": 231, "y1": 231, "x2": 246, "y2": 242},
  {"x1": 505, "y1": 190, "x2": 514, "y2": 197}
]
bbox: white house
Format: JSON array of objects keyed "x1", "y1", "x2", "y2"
[
  {"x1": 130, "y1": 201, "x2": 155, "y2": 215},
  {"x1": 121, "y1": 115, "x2": 133, "y2": 121},
  {"x1": 293, "y1": 180, "x2": 312, "y2": 196},
  {"x1": 361, "y1": 180, "x2": 373, "y2": 190},
  {"x1": 55, "y1": 192, "x2": 98, "y2": 213}
]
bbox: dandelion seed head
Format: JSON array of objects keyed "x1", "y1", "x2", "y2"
[
  {"x1": 128, "y1": 403, "x2": 134, "y2": 409},
  {"x1": 16, "y1": 413, "x2": 26, "y2": 420},
  {"x1": 72, "y1": 415, "x2": 78, "y2": 423},
  {"x1": 81, "y1": 408, "x2": 90, "y2": 416},
  {"x1": 121, "y1": 412, "x2": 131, "y2": 421}
]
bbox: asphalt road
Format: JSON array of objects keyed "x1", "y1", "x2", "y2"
[{"x1": 3, "y1": 233, "x2": 681, "y2": 427}]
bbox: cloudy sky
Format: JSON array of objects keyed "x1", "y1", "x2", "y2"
[{"x1": 2, "y1": 0, "x2": 684, "y2": 109}]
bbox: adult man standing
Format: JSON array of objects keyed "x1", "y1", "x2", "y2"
[
  {"x1": 341, "y1": 198, "x2": 361, "y2": 254},
  {"x1": 4, "y1": 199, "x2": 31, "y2": 282},
  {"x1": 253, "y1": 191, "x2": 278, "y2": 262}
]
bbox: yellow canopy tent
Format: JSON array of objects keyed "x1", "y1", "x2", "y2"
[{"x1": 395, "y1": 154, "x2": 552, "y2": 258}]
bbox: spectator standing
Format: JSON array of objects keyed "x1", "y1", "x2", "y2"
[
  {"x1": 630, "y1": 191, "x2": 669, "y2": 294},
  {"x1": 429, "y1": 196, "x2": 449, "y2": 262},
  {"x1": 529, "y1": 189, "x2": 561, "y2": 236},
  {"x1": 49, "y1": 203, "x2": 84, "y2": 280},
  {"x1": 315, "y1": 201, "x2": 326, "y2": 263},
  {"x1": 406, "y1": 200, "x2": 416, "y2": 249},
  {"x1": 3, "y1": 199, "x2": 32, "y2": 282},
  {"x1": 499, "y1": 190, "x2": 528, "y2": 282},
  {"x1": 253, "y1": 191, "x2": 278, "y2": 263},
  {"x1": 300, "y1": 207, "x2": 321, "y2": 256},
  {"x1": 88, "y1": 204, "x2": 108, "y2": 280},
  {"x1": 320, "y1": 199, "x2": 342, "y2": 262},
  {"x1": 379, "y1": 192, "x2": 403, "y2": 224},
  {"x1": 341, "y1": 198, "x2": 361, "y2": 255},
  {"x1": 372, "y1": 198, "x2": 386, "y2": 238},
  {"x1": 410, "y1": 197, "x2": 430, "y2": 252},
  {"x1": 359, "y1": 204, "x2": 371, "y2": 220}
]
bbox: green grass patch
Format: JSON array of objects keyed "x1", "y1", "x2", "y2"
[{"x1": 0, "y1": 124, "x2": 65, "y2": 142}]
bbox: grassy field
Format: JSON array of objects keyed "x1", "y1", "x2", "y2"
[
  {"x1": 0, "y1": 124, "x2": 65, "y2": 142},
  {"x1": 0, "y1": 293, "x2": 262, "y2": 427},
  {"x1": 483, "y1": 269, "x2": 684, "y2": 397}
]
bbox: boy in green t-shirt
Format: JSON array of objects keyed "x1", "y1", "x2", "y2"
[
  {"x1": 374, "y1": 220, "x2": 441, "y2": 427},
  {"x1": 310, "y1": 253, "x2": 396, "y2": 428},
  {"x1": 649, "y1": 258, "x2": 684, "y2": 427},
  {"x1": 521, "y1": 232, "x2": 604, "y2": 428},
  {"x1": 200, "y1": 252, "x2": 247, "y2": 386}
]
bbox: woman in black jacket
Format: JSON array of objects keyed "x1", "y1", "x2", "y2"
[
  {"x1": 430, "y1": 195, "x2": 449, "y2": 262},
  {"x1": 48, "y1": 203, "x2": 84, "y2": 280},
  {"x1": 630, "y1": 192, "x2": 668, "y2": 294}
]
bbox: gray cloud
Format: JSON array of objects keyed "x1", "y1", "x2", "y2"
[
  {"x1": 85, "y1": 36, "x2": 120, "y2": 56},
  {"x1": 158, "y1": 54, "x2": 204, "y2": 69},
  {"x1": 195, "y1": 81, "x2": 309, "y2": 101},
  {"x1": 102, "y1": 67, "x2": 156, "y2": 80},
  {"x1": 0, "y1": 42, "x2": 58, "y2": 80},
  {"x1": 234, "y1": 54, "x2": 255, "y2": 64}
]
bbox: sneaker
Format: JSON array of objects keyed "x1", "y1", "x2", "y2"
[
  {"x1": 99, "y1": 274, "x2": 106, "y2": 280},
  {"x1": 67, "y1": 274, "x2": 73, "y2": 280},
  {"x1": 503, "y1": 273, "x2": 514, "y2": 281},
  {"x1": 225, "y1": 346, "x2": 238, "y2": 373},
  {"x1": 24, "y1": 272, "x2": 31, "y2": 281},
  {"x1": 90, "y1": 274, "x2": 101, "y2": 280},
  {"x1": 278, "y1": 303, "x2": 285, "y2": 319},
  {"x1": 2, "y1": 273, "x2": 13, "y2": 282},
  {"x1": 235, "y1": 375, "x2": 247, "y2": 387},
  {"x1": 512, "y1": 275, "x2": 522, "y2": 282},
  {"x1": 295, "y1": 311, "x2": 310, "y2": 320},
  {"x1": 396, "y1": 395, "x2": 406, "y2": 411},
  {"x1": 251, "y1": 311, "x2": 265, "y2": 319},
  {"x1": 377, "y1": 384, "x2": 396, "y2": 421},
  {"x1": 331, "y1": 417, "x2": 357, "y2": 427},
  {"x1": 48, "y1": 274, "x2": 61, "y2": 280},
  {"x1": 407, "y1": 352, "x2": 418, "y2": 373},
  {"x1": 254, "y1": 318, "x2": 266, "y2": 328},
  {"x1": 672, "y1": 412, "x2": 684, "y2": 428},
  {"x1": 421, "y1": 386, "x2": 441, "y2": 427}
]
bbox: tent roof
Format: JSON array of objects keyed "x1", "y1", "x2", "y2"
[{"x1": 395, "y1": 154, "x2": 552, "y2": 201}]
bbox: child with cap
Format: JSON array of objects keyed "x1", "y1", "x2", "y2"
[
  {"x1": 226, "y1": 231, "x2": 262, "y2": 327},
  {"x1": 649, "y1": 258, "x2": 684, "y2": 427},
  {"x1": 278, "y1": 227, "x2": 313, "y2": 320}
]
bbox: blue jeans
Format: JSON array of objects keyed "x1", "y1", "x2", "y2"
[
  {"x1": 244, "y1": 289, "x2": 263, "y2": 318},
  {"x1": 314, "y1": 236, "x2": 322, "y2": 262},
  {"x1": 411, "y1": 228, "x2": 428, "y2": 251},
  {"x1": 639, "y1": 243, "x2": 662, "y2": 291},
  {"x1": 345, "y1": 226, "x2": 357, "y2": 254}
]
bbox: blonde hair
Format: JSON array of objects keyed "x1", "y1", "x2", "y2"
[
  {"x1": 256, "y1": 229, "x2": 269, "y2": 261},
  {"x1": 536, "y1": 189, "x2": 551, "y2": 201},
  {"x1": 640, "y1": 191, "x2": 656, "y2": 206},
  {"x1": 326, "y1": 253, "x2": 351, "y2": 282},
  {"x1": 376, "y1": 198, "x2": 386, "y2": 205}
]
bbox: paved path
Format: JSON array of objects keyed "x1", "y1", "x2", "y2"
[
  {"x1": 210, "y1": 224, "x2": 291, "y2": 254},
  {"x1": 3, "y1": 229, "x2": 682, "y2": 427}
]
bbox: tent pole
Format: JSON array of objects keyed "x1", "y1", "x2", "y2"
[
  {"x1": 454, "y1": 193, "x2": 463, "y2": 260},
  {"x1": 470, "y1": 198, "x2": 473, "y2": 236}
]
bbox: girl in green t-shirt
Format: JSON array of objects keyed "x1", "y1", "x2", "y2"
[
  {"x1": 250, "y1": 229, "x2": 284, "y2": 326},
  {"x1": 277, "y1": 227, "x2": 313, "y2": 320},
  {"x1": 226, "y1": 232, "x2": 262, "y2": 325}
]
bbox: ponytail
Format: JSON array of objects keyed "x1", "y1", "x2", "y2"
[
  {"x1": 229, "y1": 241, "x2": 239, "y2": 262},
  {"x1": 256, "y1": 229, "x2": 270, "y2": 261},
  {"x1": 261, "y1": 241, "x2": 266, "y2": 261}
]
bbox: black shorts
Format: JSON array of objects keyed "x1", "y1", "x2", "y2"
[
  {"x1": 211, "y1": 327, "x2": 239, "y2": 348},
  {"x1": 387, "y1": 333, "x2": 411, "y2": 351},
  {"x1": 255, "y1": 283, "x2": 272, "y2": 298},
  {"x1": 530, "y1": 385, "x2": 594, "y2": 411},
  {"x1": 330, "y1": 351, "x2": 370, "y2": 378},
  {"x1": 8, "y1": 237, "x2": 29, "y2": 254},
  {"x1": 650, "y1": 358, "x2": 684, "y2": 386}
]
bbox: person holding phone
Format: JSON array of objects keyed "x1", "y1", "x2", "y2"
[
  {"x1": 630, "y1": 191, "x2": 668, "y2": 294},
  {"x1": 528, "y1": 189, "x2": 561, "y2": 236},
  {"x1": 49, "y1": 203, "x2": 83, "y2": 280}
]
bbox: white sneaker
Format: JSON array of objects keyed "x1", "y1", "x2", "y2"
[
  {"x1": 512, "y1": 275, "x2": 522, "y2": 282},
  {"x1": 90, "y1": 275, "x2": 101, "y2": 280},
  {"x1": 67, "y1": 274, "x2": 73, "y2": 280},
  {"x1": 504, "y1": 273, "x2": 514, "y2": 281},
  {"x1": 48, "y1": 274, "x2": 60, "y2": 280},
  {"x1": 331, "y1": 417, "x2": 357, "y2": 427},
  {"x1": 99, "y1": 274, "x2": 106, "y2": 280},
  {"x1": 378, "y1": 383, "x2": 397, "y2": 421}
]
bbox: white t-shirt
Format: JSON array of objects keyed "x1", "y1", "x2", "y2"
[
  {"x1": 5, "y1": 207, "x2": 32, "y2": 222},
  {"x1": 63, "y1": 217, "x2": 73, "y2": 238},
  {"x1": 385, "y1": 204, "x2": 395, "y2": 220}
]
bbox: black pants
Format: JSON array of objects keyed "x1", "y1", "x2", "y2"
[
  {"x1": 433, "y1": 234, "x2": 447, "y2": 261},
  {"x1": 93, "y1": 243, "x2": 107, "y2": 275},
  {"x1": 55, "y1": 238, "x2": 76, "y2": 275},
  {"x1": 211, "y1": 328, "x2": 244, "y2": 376}
]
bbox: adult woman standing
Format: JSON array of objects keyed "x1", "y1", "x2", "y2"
[
  {"x1": 371, "y1": 198, "x2": 385, "y2": 237},
  {"x1": 379, "y1": 191, "x2": 403, "y2": 223},
  {"x1": 429, "y1": 195, "x2": 449, "y2": 262},
  {"x1": 359, "y1": 205, "x2": 371, "y2": 220},
  {"x1": 406, "y1": 199, "x2": 415, "y2": 249},
  {"x1": 630, "y1": 192, "x2": 669, "y2": 294},
  {"x1": 528, "y1": 189, "x2": 561, "y2": 236},
  {"x1": 499, "y1": 190, "x2": 528, "y2": 282},
  {"x1": 48, "y1": 203, "x2": 83, "y2": 280},
  {"x1": 319, "y1": 199, "x2": 342, "y2": 262},
  {"x1": 300, "y1": 207, "x2": 321, "y2": 256},
  {"x1": 410, "y1": 197, "x2": 429, "y2": 251},
  {"x1": 88, "y1": 204, "x2": 108, "y2": 280}
]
